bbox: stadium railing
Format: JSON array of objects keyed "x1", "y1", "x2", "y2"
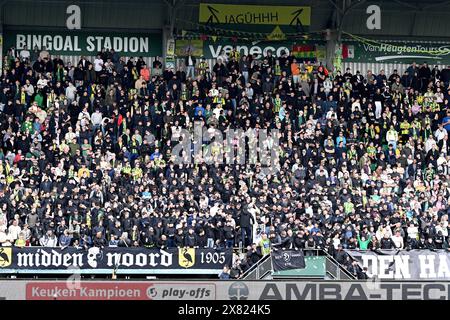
[{"x1": 240, "y1": 249, "x2": 357, "y2": 280}]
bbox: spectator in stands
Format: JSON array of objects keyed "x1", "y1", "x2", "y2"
[
  {"x1": 219, "y1": 265, "x2": 231, "y2": 280},
  {"x1": 0, "y1": 44, "x2": 449, "y2": 275},
  {"x1": 19, "y1": 46, "x2": 30, "y2": 62},
  {"x1": 246, "y1": 243, "x2": 263, "y2": 267},
  {"x1": 59, "y1": 229, "x2": 73, "y2": 247},
  {"x1": 39, "y1": 230, "x2": 58, "y2": 247}
]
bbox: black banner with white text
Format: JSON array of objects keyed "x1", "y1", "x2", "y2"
[
  {"x1": 0, "y1": 247, "x2": 232, "y2": 274},
  {"x1": 271, "y1": 250, "x2": 306, "y2": 271},
  {"x1": 346, "y1": 249, "x2": 450, "y2": 280}
]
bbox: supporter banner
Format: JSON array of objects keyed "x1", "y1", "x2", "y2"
[
  {"x1": 342, "y1": 40, "x2": 450, "y2": 64},
  {"x1": 3, "y1": 29, "x2": 163, "y2": 57},
  {"x1": 0, "y1": 247, "x2": 231, "y2": 274},
  {"x1": 292, "y1": 44, "x2": 316, "y2": 59},
  {"x1": 199, "y1": 4, "x2": 311, "y2": 26},
  {"x1": 1, "y1": 280, "x2": 450, "y2": 300},
  {"x1": 272, "y1": 250, "x2": 305, "y2": 271},
  {"x1": 166, "y1": 38, "x2": 175, "y2": 57},
  {"x1": 266, "y1": 26, "x2": 286, "y2": 41},
  {"x1": 346, "y1": 249, "x2": 450, "y2": 280},
  {"x1": 175, "y1": 39, "x2": 204, "y2": 57}
]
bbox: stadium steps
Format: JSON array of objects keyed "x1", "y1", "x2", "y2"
[
  {"x1": 241, "y1": 250, "x2": 357, "y2": 280},
  {"x1": 241, "y1": 254, "x2": 273, "y2": 280}
]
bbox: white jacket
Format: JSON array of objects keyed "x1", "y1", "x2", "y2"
[
  {"x1": 392, "y1": 235, "x2": 404, "y2": 249},
  {"x1": 40, "y1": 235, "x2": 58, "y2": 247}
]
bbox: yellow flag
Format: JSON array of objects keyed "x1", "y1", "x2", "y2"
[{"x1": 267, "y1": 25, "x2": 286, "y2": 41}]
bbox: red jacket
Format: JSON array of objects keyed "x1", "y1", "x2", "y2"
[{"x1": 140, "y1": 68, "x2": 150, "y2": 82}]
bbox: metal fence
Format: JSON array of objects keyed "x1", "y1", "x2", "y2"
[
  {"x1": 47, "y1": 55, "x2": 157, "y2": 68},
  {"x1": 51, "y1": 55, "x2": 447, "y2": 79},
  {"x1": 342, "y1": 61, "x2": 448, "y2": 77},
  {"x1": 240, "y1": 253, "x2": 273, "y2": 280},
  {"x1": 241, "y1": 249, "x2": 357, "y2": 281}
]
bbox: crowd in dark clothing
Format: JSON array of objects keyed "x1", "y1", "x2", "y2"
[{"x1": 1, "y1": 44, "x2": 450, "y2": 279}]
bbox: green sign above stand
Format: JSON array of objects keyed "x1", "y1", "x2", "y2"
[
  {"x1": 343, "y1": 40, "x2": 450, "y2": 65},
  {"x1": 4, "y1": 29, "x2": 163, "y2": 57}
]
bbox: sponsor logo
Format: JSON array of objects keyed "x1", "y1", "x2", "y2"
[
  {"x1": 361, "y1": 43, "x2": 450, "y2": 55},
  {"x1": 258, "y1": 282, "x2": 450, "y2": 300},
  {"x1": 26, "y1": 282, "x2": 152, "y2": 300},
  {"x1": 228, "y1": 282, "x2": 249, "y2": 300},
  {"x1": 26, "y1": 282, "x2": 215, "y2": 300},
  {"x1": 207, "y1": 44, "x2": 290, "y2": 60},
  {"x1": 282, "y1": 252, "x2": 291, "y2": 263},
  {"x1": 146, "y1": 283, "x2": 215, "y2": 300},
  {"x1": 8, "y1": 281, "x2": 450, "y2": 301},
  {"x1": 198, "y1": 4, "x2": 311, "y2": 26}
]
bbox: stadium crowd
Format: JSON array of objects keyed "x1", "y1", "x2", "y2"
[{"x1": 1, "y1": 44, "x2": 450, "y2": 277}]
